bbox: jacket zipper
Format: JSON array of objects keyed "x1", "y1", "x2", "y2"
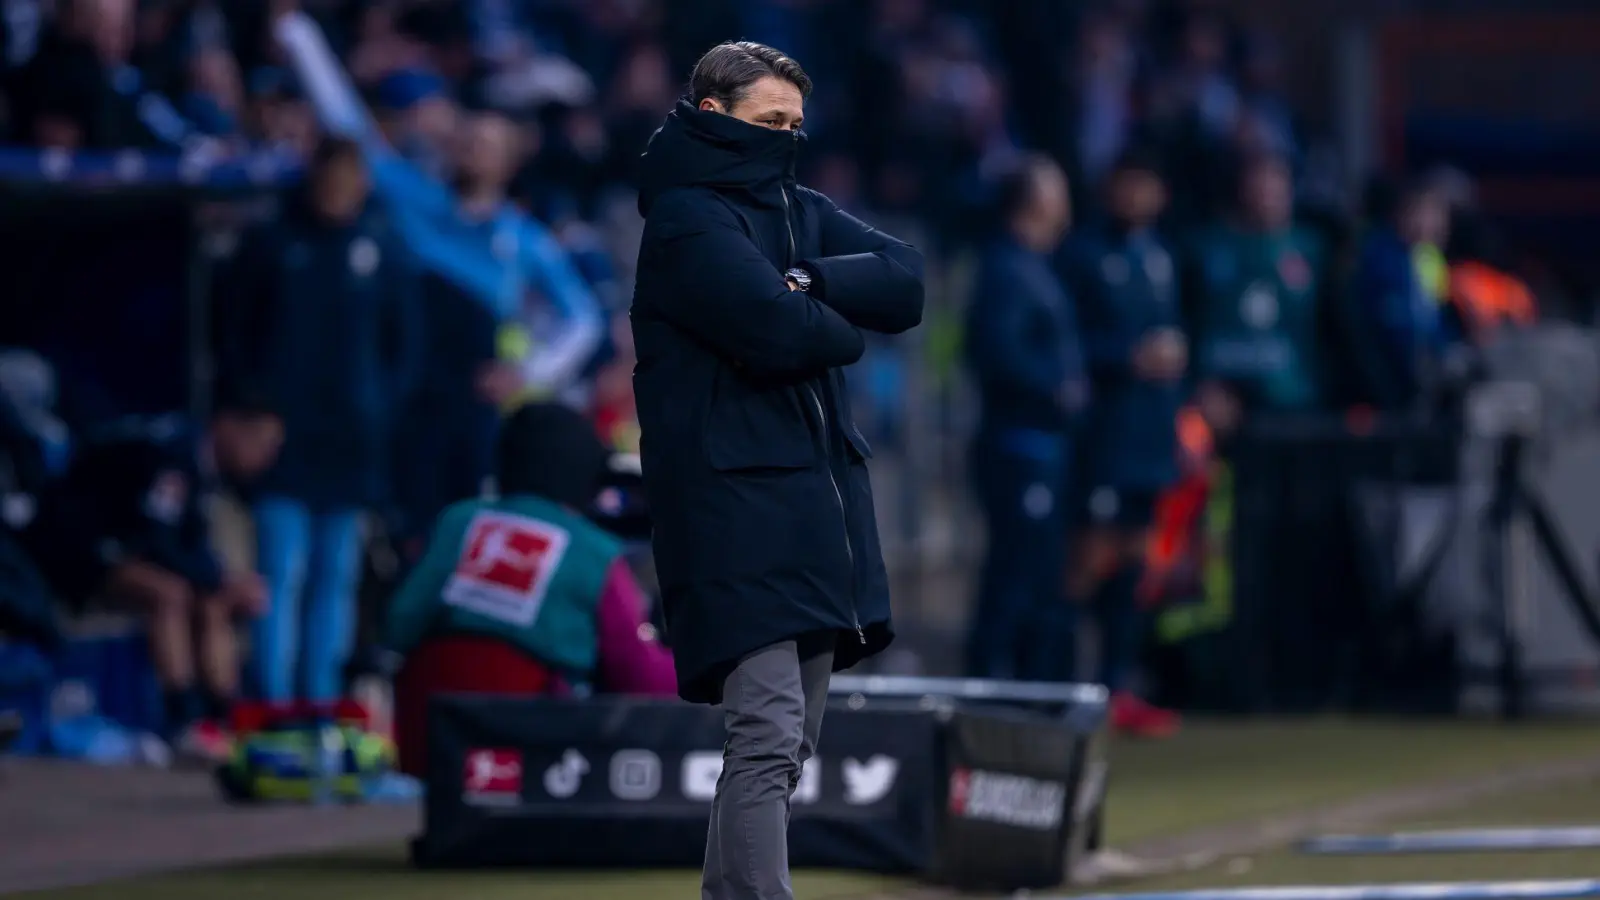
[
  {"x1": 783, "y1": 181, "x2": 865, "y2": 645},
  {"x1": 805, "y1": 383, "x2": 864, "y2": 644}
]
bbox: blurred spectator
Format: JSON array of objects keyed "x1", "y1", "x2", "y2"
[
  {"x1": 244, "y1": 65, "x2": 316, "y2": 157},
  {"x1": 0, "y1": 387, "x2": 57, "y2": 651},
  {"x1": 344, "y1": 0, "x2": 430, "y2": 84},
  {"x1": 389, "y1": 268, "x2": 501, "y2": 559},
  {"x1": 475, "y1": 10, "x2": 595, "y2": 115},
  {"x1": 382, "y1": 110, "x2": 601, "y2": 550},
  {"x1": 386, "y1": 402, "x2": 675, "y2": 777},
  {"x1": 1150, "y1": 9, "x2": 1238, "y2": 141},
  {"x1": 0, "y1": 0, "x2": 44, "y2": 76},
  {"x1": 362, "y1": 108, "x2": 603, "y2": 398},
  {"x1": 371, "y1": 65, "x2": 458, "y2": 176},
  {"x1": 0, "y1": 348, "x2": 70, "y2": 476},
  {"x1": 534, "y1": 103, "x2": 614, "y2": 222},
  {"x1": 181, "y1": 45, "x2": 246, "y2": 140},
  {"x1": 19, "y1": 407, "x2": 281, "y2": 761},
  {"x1": 1354, "y1": 177, "x2": 1453, "y2": 406},
  {"x1": 11, "y1": 0, "x2": 206, "y2": 150},
  {"x1": 964, "y1": 154, "x2": 1083, "y2": 682},
  {"x1": 1144, "y1": 8, "x2": 1243, "y2": 224},
  {"x1": 217, "y1": 136, "x2": 423, "y2": 705},
  {"x1": 1072, "y1": 10, "x2": 1141, "y2": 188},
  {"x1": 601, "y1": 40, "x2": 676, "y2": 192},
  {"x1": 899, "y1": 13, "x2": 1021, "y2": 240},
  {"x1": 1059, "y1": 147, "x2": 1185, "y2": 735},
  {"x1": 393, "y1": 0, "x2": 476, "y2": 86},
  {"x1": 1233, "y1": 32, "x2": 1296, "y2": 162},
  {"x1": 1187, "y1": 153, "x2": 1328, "y2": 430}
]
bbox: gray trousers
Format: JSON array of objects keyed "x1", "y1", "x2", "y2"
[{"x1": 702, "y1": 634, "x2": 834, "y2": 900}]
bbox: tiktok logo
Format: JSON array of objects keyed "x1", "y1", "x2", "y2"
[{"x1": 543, "y1": 749, "x2": 590, "y2": 799}]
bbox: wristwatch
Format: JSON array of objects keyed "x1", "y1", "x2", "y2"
[{"x1": 785, "y1": 267, "x2": 813, "y2": 292}]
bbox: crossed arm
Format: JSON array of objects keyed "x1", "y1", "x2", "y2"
[
  {"x1": 794, "y1": 189, "x2": 925, "y2": 336},
  {"x1": 644, "y1": 190, "x2": 924, "y2": 378},
  {"x1": 644, "y1": 191, "x2": 867, "y2": 379}
]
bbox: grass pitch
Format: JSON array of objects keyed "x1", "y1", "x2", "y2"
[{"x1": 1122, "y1": 774, "x2": 1600, "y2": 893}]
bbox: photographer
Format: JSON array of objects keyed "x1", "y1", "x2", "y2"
[{"x1": 383, "y1": 402, "x2": 674, "y2": 776}]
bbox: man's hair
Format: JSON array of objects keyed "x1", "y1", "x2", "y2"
[
  {"x1": 1108, "y1": 145, "x2": 1166, "y2": 183},
  {"x1": 689, "y1": 41, "x2": 812, "y2": 110},
  {"x1": 993, "y1": 153, "x2": 1062, "y2": 224},
  {"x1": 309, "y1": 135, "x2": 365, "y2": 175},
  {"x1": 213, "y1": 385, "x2": 279, "y2": 422}
]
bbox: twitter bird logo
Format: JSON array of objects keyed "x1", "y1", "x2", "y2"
[{"x1": 842, "y1": 755, "x2": 899, "y2": 805}]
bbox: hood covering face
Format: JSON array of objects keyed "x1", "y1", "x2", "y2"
[{"x1": 636, "y1": 98, "x2": 802, "y2": 217}]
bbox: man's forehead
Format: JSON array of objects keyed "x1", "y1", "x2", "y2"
[
  {"x1": 470, "y1": 114, "x2": 511, "y2": 139},
  {"x1": 742, "y1": 77, "x2": 804, "y2": 112}
]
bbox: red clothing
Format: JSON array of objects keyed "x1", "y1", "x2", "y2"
[{"x1": 395, "y1": 636, "x2": 553, "y2": 777}]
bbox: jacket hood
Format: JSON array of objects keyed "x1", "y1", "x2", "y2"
[{"x1": 637, "y1": 98, "x2": 802, "y2": 216}]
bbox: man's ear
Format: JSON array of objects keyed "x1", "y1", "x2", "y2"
[{"x1": 698, "y1": 97, "x2": 725, "y2": 114}]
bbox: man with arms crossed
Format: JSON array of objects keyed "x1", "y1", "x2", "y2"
[{"x1": 630, "y1": 41, "x2": 924, "y2": 900}]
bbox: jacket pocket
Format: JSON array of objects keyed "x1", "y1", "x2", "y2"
[{"x1": 703, "y1": 368, "x2": 821, "y2": 471}]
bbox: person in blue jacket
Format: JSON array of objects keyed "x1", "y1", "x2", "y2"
[
  {"x1": 366, "y1": 110, "x2": 604, "y2": 397},
  {"x1": 1354, "y1": 177, "x2": 1453, "y2": 406},
  {"x1": 217, "y1": 136, "x2": 423, "y2": 707},
  {"x1": 964, "y1": 154, "x2": 1085, "y2": 681},
  {"x1": 1058, "y1": 148, "x2": 1186, "y2": 735},
  {"x1": 381, "y1": 112, "x2": 607, "y2": 553}
]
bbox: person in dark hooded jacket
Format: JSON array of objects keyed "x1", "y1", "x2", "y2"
[
  {"x1": 217, "y1": 136, "x2": 423, "y2": 707},
  {"x1": 630, "y1": 41, "x2": 923, "y2": 900}
]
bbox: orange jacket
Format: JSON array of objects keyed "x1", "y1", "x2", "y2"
[
  {"x1": 1140, "y1": 408, "x2": 1213, "y2": 604},
  {"x1": 1448, "y1": 261, "x2": 1535, "y2": 342}
]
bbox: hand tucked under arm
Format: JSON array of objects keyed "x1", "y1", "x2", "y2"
[
  {"x1": 644, "y1": 190, "x2": 865, "y2": 377},
  {"x1": 796, "y1": 190, "x2": 924, "y2": 335}
]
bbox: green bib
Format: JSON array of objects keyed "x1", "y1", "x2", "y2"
[
  {"x1": 1192, "y1": 225, "x2": 1324, "y2": 410},
  {"x1": 415, "y1": 496, "x2": 621, "y2": 677}
]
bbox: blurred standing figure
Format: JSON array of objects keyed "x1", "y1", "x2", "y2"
[
  {"x1": 1354, "y1": 178, "x2": 1453, "y2": 405},
  {"x1": 1059, "y1": 149, "x2": 1185, "y2": 736},
  {"x1": 963, "y1": 154, "x2": 1084, "y2": 682},
  {"x1": 384, "y1": 111, "x2": 602, "y2": 556},
  {"x1": 1073, "y1": 11, "x2": 1140, "y2": 187},
  {"x1": 389, "y1": 113, "x2": 522, "y2": 553},
  {"x1": 219, "y1": 136, "x2": 422, "y2": 706},
  {"x1": 1188, "y1": 153, "x2": 1327, "y2": 430}
]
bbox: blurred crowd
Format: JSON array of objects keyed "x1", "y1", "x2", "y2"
[{"x1": 0, "y1": 0, "x2": 1557, "y2": 760}]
